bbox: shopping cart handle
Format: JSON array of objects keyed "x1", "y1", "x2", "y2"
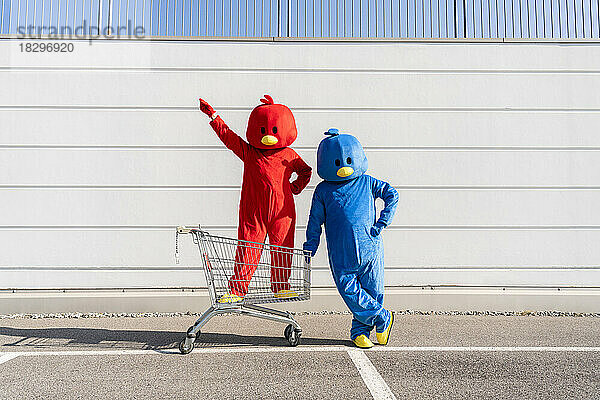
[{"x1": 177, "y1": 226, "x2": 193, "y2": 234}]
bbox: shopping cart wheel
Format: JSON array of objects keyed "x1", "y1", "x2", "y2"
[
  {"x1": 179, "y1": 339, "x2": 194, "y2": 355},
  {"x1": 284, "y1": 324, "x2": 293, "y2": 340},
  {"x1": 284, "y1": 324, "x2": 301, "y2": 347}
]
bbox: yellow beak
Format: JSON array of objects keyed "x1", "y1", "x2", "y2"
[
  {"x1": 261, "y1": 135, "x2": 279, "y2": 146},
  {"x1": 336, "y1": 167, "x2": 354, "y2": 178}
]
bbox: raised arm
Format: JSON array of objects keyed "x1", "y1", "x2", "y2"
[
  {"x1": 290, "y1": 153, "x2": 312, "y2": 195},
  {"x1": 303, "y1": 188, "x2": 325, "y2": 257},
  {"x1": 199, "y1": 98, "x2": 251, "y2": 161},
  {"x1": 370, "y1": 177, "x2": 399, "y2": 236}
]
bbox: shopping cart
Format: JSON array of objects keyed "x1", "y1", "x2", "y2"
[{"x1": 175, "y1": 226, "x2": 311, "y2": 354}]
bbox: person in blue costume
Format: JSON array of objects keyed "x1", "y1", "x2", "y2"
[{"x1": 303, "y1": 128, "x2": 399, "y2": 348}]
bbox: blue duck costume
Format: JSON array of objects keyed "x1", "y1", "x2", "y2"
[{"x1": 303, "y1": 129, "x2": 399, "y2": 347}]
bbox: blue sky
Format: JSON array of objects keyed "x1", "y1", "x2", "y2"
[{"x1": 2, "y1": 0, "x2": 599, "y2": 38}]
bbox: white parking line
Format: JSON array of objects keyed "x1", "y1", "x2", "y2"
[
  {"x1": 374, "y1": 346, "x2": 600, "y2": 352},
  {"x1": 347, "y1": 349, "x2": 397, "y2": 400},
  {"x1": 0, "y1": 353, "x2": 19, "y2": 365}
]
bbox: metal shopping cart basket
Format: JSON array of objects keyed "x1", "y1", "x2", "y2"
[{"x1": 175, "y1": 226, "x2": 311, "y2": 354}]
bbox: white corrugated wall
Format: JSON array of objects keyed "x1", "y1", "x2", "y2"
[{"x1": 1, "y1": 39, "x2": 599, "y2": 311}]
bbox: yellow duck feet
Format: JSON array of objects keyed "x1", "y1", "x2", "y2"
[
  {"x1": 218, "y1": 293, "x2": 244, "y2": 303},
  {"x1": 376, "y1": 312, "x2": 394, "y2": 345},
  {"x1": 274, "y1": 289, "x2": 299, "y2": 299},
  {"x1": 353, "y1": 335, "x2": 374, "y2": 349}
]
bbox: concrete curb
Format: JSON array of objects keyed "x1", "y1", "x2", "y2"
[{"x1": 1, "y1": 287, "x2": 599, "y2": 314}]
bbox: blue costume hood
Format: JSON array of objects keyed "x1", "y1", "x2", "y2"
[{"x1": 317, "y1": 128, "x2": 368, "y2": 182}]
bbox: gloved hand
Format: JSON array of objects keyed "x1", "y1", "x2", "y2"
[
  {"x1": 302, "y1": 243, "x2": 316, "y2": 264},
  {"x1": 198, "y1": 98, "x2": 215, "y2": 118},
  {"x1": 370, "y1": 222, "x2": 386, "y2": 237}
]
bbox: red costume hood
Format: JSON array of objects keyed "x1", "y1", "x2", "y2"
[{"x1": 245, "y1": 95, "x2": 298, "y2": 149}]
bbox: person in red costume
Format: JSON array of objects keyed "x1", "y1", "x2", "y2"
[{"x1": 199, "y1": 95, "x2": 312, "y2": 303}]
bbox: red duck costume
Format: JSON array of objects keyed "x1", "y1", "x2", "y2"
[{"x1": 199, "y1": 95, "x2": 312, "y2": 297}]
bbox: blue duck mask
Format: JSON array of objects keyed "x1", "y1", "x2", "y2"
[{"x1": 316, "y1": 128, "x2": 368, "y2": 182}]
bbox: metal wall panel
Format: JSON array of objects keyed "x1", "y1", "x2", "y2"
[
  {"x1": 1, "y1": 39, "x2": 599, "y2": 291},
  {"x1": 9, "y1": 40, "x2": 600, "y2": 69},
  {"x1": 1, "y1": 228, "x2": 599, "y2": 268},
  {"x1": 1, "y1": 267, "x2": 600, "y2": 289},
  {"x1": 2, "y1": 149, "x2": 600, "y2": 186},
  {"x1": 3, "y1": 71, "x2": 600, "y2": 108},
  {"x1": 2, "y1": 0, "x2": 600, "y2": 38},
  {"x1": 2, "y1": 189, "x2": 600, "y2": 227},
  {"x1": 5, "y1": 109, "x2": 600, "y2": 147}
]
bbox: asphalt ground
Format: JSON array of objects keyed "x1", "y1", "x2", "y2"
[{"x1": 0, "y1": 313, "x2": 599, "y2": 399}]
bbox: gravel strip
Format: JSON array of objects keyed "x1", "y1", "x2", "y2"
[{"x1": 1, "y1": 310, "x2": 598, "y2": 319}]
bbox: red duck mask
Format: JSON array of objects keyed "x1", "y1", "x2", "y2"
[{"x1": 245, "y1": 95, "x2": 298, "y2": 149}]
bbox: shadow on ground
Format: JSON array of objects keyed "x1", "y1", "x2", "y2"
[{"x1": 0, "y1": 327, "x2": 352, "y2": 350}]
